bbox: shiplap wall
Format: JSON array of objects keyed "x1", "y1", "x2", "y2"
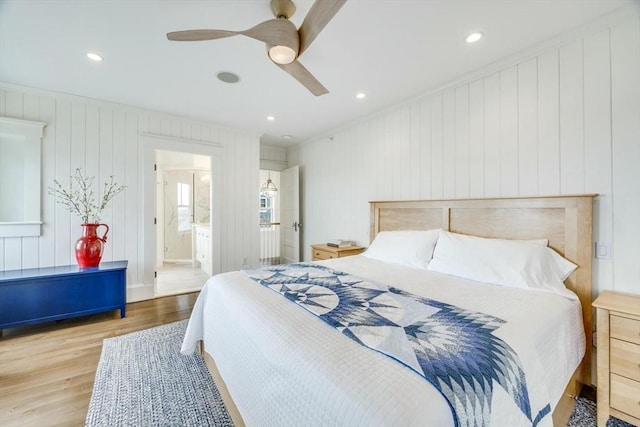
[
  {"x1": 0, "y1": 84, "x2": 260, "y2": 300},
  {"x1": 260, "y1": 143, "x2": 288, "y2": 171},
  {"x1": 291, "y1": 14, "x2": 640, "y2": 295}
]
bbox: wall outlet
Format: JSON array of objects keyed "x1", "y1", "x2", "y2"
[
  {"x1": 242, "y1": 256, "x2": 248, "y2": 266},
  {"x1": 595, "y1": 242, "x2": 611, "y2": 260}
]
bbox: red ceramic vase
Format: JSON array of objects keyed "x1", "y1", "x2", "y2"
[{"x1": 75, "y1": 223, "x2": 109, "y2": 268}]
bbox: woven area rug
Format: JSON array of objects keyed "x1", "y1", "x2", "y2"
[
  {"x1": 86, "y1": 320, "x2": 233, "y2": 427},
  {"x1": 567, "y1": 395, "x2": 633, "y2": 427},
  {"x1": 87, "y1": 319, "x2": 630, "y2": 427}
]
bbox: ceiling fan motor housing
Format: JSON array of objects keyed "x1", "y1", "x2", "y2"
[{"x1": 271, "y1": 0, "x2": 296, "y2": 19}]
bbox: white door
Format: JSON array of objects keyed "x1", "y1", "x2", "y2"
[{"x1": 280, "y1": 165, "x2": 300, "y2": 263}]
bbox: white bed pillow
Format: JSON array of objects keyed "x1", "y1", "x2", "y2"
[
  {"x1": 546, "y1": 248, "x2": 579, "y2": 281},
  {"x1": 470, "y1": 235, "x2": 575, "y2": 281},
  {"x1": 362, "y1": 229, "x2": 441, "y2": 269},
  {"x1": 427, "y1": 230, "x2": 578, "y2": 299}
]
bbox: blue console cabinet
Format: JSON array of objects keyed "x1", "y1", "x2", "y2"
[{"x1": 0, "y1": 260, "x2": 127, "y2": 329}]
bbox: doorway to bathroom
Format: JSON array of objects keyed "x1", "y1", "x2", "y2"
[
  {"x1": 155, "y1": 150, "x2": 211, "y2": 297},
  {"x1": 260, "y1": 169, "x2": 281, "y2": 266}
]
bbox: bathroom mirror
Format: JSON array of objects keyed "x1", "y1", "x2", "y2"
[{"x1": 0, "y1": 116, "x2": 46, "y2": 237}]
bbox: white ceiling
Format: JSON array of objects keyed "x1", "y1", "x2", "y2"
[{"x1": 0, "y1": 0, "x2": 634, "y2": 147}]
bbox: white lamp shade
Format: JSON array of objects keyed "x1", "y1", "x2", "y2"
[{"x1": 268, "y1": 45, "x2": 296, "y2": 64}]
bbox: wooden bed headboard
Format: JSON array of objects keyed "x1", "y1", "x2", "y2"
[{"x1": 369, "y1": 195, "x2": 596, "y2": 385}]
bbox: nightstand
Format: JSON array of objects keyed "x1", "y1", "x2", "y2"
[
  {"x1": 593, "y1": 290, "x2": 640, "y2": 427},
  {"x1": 311, "y1": 244, "x2": 365, "y2": 261}
]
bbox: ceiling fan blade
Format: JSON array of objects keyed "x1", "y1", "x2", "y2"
[
  {"x1": 167, "y1": 29, "x2": 237, "y2": 41},
  {"x1": 276, "y1": 60, "x2": 328, "y2": 96},
  {"x1": 242, "y1": 19, "x2": 299, "y2": 50},
  {"x1": 298, "y1": 0, "x2": 347, "y2": 56}
]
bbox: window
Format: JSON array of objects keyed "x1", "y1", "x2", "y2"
[
  {"x1": 260, "y1": 196, "x2": 273, "y2": 228},
  {"x1": 177, "y1": 182, "x2": 191, "y2": 232}
]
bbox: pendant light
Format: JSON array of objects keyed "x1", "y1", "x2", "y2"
[{"x1": 260, "y1": 172, "x2": 278, "y2": 198}]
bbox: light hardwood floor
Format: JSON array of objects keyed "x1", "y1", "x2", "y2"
[
  {"x1": 0, "y1": 293, "x2": 198, "y2": 427},
  {"x1": 155, "y1": 262, "x2": 210, "y2": 297}
]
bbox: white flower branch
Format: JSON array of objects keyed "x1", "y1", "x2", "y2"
[{"x1": 48, "y1": 168, "x2": 126, "y2": 224}]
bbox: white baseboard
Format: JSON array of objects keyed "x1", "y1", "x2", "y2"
[{"x1": 126, "y1": 283, "x2": 154, "y2": 303}]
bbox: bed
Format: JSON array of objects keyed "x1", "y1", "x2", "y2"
[{"x1": 182, "y1": 195, "x2": 595, "y2": 427}]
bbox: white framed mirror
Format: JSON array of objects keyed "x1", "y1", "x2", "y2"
[{"x1": 0, "y1": 116, "x2": 46, "y2": 237}]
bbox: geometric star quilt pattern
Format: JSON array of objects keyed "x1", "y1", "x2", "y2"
[{"x1": 244, "y1": 263, "x2": 551, "y2": 427}]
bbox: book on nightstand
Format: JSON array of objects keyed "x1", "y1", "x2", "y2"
[{"x1": 326, "y1": 239, "x2": 354, "y2": 248}]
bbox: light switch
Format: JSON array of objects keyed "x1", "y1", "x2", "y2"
[{"x1": 595, "y1": 242, "x2": 611, "y2": 260}]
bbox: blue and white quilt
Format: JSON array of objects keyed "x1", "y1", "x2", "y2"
[{"x1": 243, "y1": 262, "x2": 552, "y2": 427}]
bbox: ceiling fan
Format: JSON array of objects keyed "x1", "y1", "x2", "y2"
[{"x1": 167, "y1": 0, "x2": 347, "y2": 96}]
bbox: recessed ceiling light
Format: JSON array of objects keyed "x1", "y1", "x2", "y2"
[
  {"x1": 465, "y1": 32, "x2": 483, "y2": 44},
  {"x1": 282, "y1": 135, "x2": 292, "y2": 139},
  {"x1": 217, "y1": 71, "x2": 240, "y2": 84},
  {"x1": 86, "y1": 52, "x2": 103, "y2": 62},
  {"x1": 355, "y1": 92, "x2": 366, "y2": 99},
  {"x1": 267, "y1": 115, "x2": 275, "y2": 121}
]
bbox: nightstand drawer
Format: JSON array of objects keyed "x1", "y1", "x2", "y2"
[
  {"x1": 313, "y1": 249, "x2": 334, "y2": 260},
  {"x1": 611, "y1": 315, "x2": 640, "y2": 345},
  {"x1": 611, "y1": 338, "x2": 640, "y2": 381},
  {"x1": 311, "y1": 244, "x2": 365, "y2": 261},
  {"x1": 610, "y1": 373, "x2": 640, "y2": 419}
]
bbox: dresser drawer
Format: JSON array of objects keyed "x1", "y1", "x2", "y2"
[
  {"x1": 610, "y1": 373, "x2": 640, "y2": 419},
  {"x1": 611, "y1": 315, "x2": 640, "y2": 345},
  {"x1": 611, "y1": 338, "x2": 640, "y2": 382},
  {"x1": 313, "y1": 249, "x2": 334, "y2": 260},
  {"x1": 609, "y1": 338, "x2": 640, "y2": 381},
  {"x1": 311, "y1": 244, "x2": 365, "y2": 261}
]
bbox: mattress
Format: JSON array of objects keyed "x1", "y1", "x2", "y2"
[{"x1": 182, "y1": 256, "x2": 585, "y2": 426}]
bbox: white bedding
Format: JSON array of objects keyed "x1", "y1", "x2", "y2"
[{"x1": 182, "y1": 256, "x2": 585, "y2": 426}]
